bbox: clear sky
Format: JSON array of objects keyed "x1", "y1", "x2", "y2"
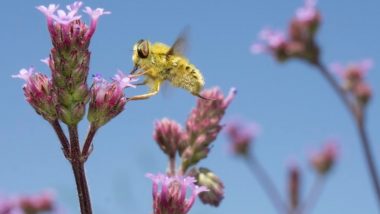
[{"x1": 1, "y1": 0, "x2": 380, "y2": 213}]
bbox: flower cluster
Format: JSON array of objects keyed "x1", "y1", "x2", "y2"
[
  {"x1": 0, "y1": 191, "x2": 57, "y2": 214},
  {"x1": 252, "y1": 0, "x2": 320, "y2": 63},
  {"x1": 150, "y1": 88, "x2": 236, "y2": 208},
  {"x1": 88, "y1": 71, "x2": 137, "y2": 128},
  {"x1": 146, "y1": 173, "x2": 208, "y2": 214},
  {"x1": 331, "y1": 59, "x2": 373, "y2": 107},
  {"x1": 34, "y1": 1, "x2": 111, "y2": 125}
]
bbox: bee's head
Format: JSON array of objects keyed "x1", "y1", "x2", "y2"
[
  {"x1": 133, "y1": 39, "x2": 150, "y2": 60},
  {"x1": 131, "y1": 39, "x2": 150, "y2": 74}
]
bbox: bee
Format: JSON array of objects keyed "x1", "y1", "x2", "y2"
[{"x1": 128, "y1": 29, "x2": 209, "y2": 100}]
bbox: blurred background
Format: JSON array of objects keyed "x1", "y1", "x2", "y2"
[{"x1": 1, "y1": 0, "x2": 380, "y2": 213}]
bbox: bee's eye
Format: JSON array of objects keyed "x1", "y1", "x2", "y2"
[{"x1": 137, "y1": 40, "x2": 149, "y2": 59}]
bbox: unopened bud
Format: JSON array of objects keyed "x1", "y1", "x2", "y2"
[
  {"x1": 310, "y1": 141, "x2": 338, "y2": 175},
  {"x1": 153, "y1": 118, "x2": 183, "y2": 158},
  {"x1": 189, "y1": 167, "x2": 224, "y2": 207}
]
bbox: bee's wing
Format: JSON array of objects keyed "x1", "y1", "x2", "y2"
[{"x1": 167, "y1": 27, "x2": 190, "y2": 56}]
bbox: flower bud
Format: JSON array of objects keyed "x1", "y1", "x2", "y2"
[
  {"x1": 288, "y1": 163, "x2": 300, "y2": 209},
  {"x1": 310, "y1": 141, "x2": 338, "y2": 175},
  {"x1": 13, "y1": 67, "x2": 58, "y2": 122},
  {"x1": 354, "y1": 82, "x2": 372, "y2": 107},
  {"x1": 189, "y1": 167, "x2": 224, "y2": 207},
  {"x1": 153, "y1": 118, "x2": 183, "y2": 158},
  {"x1": 225, "y1": 120, "x2": 259, "y2": 156}
]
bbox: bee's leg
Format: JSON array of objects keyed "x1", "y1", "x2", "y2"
[
  {"x1": 130, "y1": 70, "x2": 148, "y2": 78},
  {"x1": 135, "y1": 79, "x2": 148, "y2": 86},
  {"x1": 128, "y1": 82, "x2": 160, "y2": 101}
]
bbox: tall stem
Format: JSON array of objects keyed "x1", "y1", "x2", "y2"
[
  {"x1": 245, "y1": 154, "x2": 288, "y2": 213},
  {"x1": 69, "y1": 125, "x2": 93, "y2": 214},
  {"x1": 314, "y1": 62, "x2": 380, "y2": 207}
]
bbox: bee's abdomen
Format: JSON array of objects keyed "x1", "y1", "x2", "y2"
[{"x1": 170, "y1": 60, "x2": 205, "y2": 94}]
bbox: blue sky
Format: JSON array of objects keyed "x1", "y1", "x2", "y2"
[{"x1": 1, "y1": 0, "x2": 380, "y2": 213}]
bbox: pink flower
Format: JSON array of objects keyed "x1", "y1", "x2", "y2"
[
  {"x1": 146, "y1": 173, "x2": 208, "y2": 214},
  {"x1": 37, "y1": 1, "x2": 110, "y2": 46},
  {"x1": 225, "y1": 120, "x2": 260, "y2": 156},
  {"x1": 251, "y1": 28, "x2": 287, "y2": 54},
  {"x1": 12, "y1": 67, "x2": 34, "y2": 82},
  {"x1": 83, "y1": 7, "x2": 111, "y2": 39},
  {"x1": 112, "y1": 70, "x2": 138, "y2": 89},
  {"x1": 295, "y1": 0, "x2": 318, "y2": 23},
  {"x1": 310, "y1": 140, "x2": 339, "y2": 174}
]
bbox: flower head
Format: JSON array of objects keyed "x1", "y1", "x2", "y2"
[
  {"x1": 88, "y1": 71, "x2": 136, "y2": 128},
  {"x1": 153, "y1": 118, "x2": 183, "y2": 158},
  {"x1": 13, "y1": 67, "x2": 58, "y2": 121},
  {"x1": 225, "y1": 120, "x2": 260, "y2": 156},
  {"x1": 310, "y1": 140, "x2": 339, "y2": 175},
  {"x1": 146, "y1": 173, "x2": 208, "y2": 214}
]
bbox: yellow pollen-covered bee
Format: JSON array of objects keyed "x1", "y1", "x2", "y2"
[{"x1": 128, "y1": 29, "x2": 208, "y2": 100}]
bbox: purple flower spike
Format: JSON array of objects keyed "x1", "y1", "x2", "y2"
[
  {"x1": 146, "y1": 173, "x2": 208, "y2": 214},
  {"x1": 36, "y1": 1, "x2": 111, "y2": 125},
  {"x1": 180, "y1": 87, "x2": 236, "y2": 171}
]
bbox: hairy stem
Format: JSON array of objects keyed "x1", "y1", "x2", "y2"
[
  {"x1": 50, "y1": 120, "x2": 70, "y2": 158},
  {"x1": 245, "y1": 154, "x2": 288, "y2": 213},
  {"x1": 81, "y1": 124, "x2": 98, "y2": 162},
  {"x1": 314, "y1": 62, "x2": 380, "y2": 207},
  {"x1": 69, "y1": 125, "x2": 93, "y2": 214}
]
